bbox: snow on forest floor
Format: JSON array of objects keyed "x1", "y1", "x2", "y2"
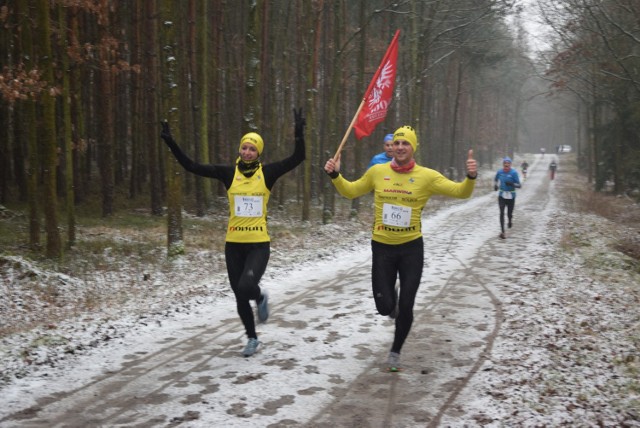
[
  {"x1": 445, "y1": 194, "x2": 640, "y2": 426},
  {"x1": 1, "y1": 156, "x2": 639, "y2": 426}
]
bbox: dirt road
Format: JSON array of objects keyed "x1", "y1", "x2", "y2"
[{"x1": 1, "y1": 157, "x2": 558, "y2": 427}]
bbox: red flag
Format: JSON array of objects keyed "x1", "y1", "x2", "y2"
[{"x1": 353, "y1": 30, "x2": 400, "y2": 140}]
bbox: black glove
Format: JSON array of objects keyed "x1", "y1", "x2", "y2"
[
  {"x1": 294, "y1": 107, "x2": 305, "y2": 141},
  {"x1": 160, "y1": 120, "x2": 173, "y2": 142},
  {"x1": 494, "y1": 185, "x2": 498, "y2": 191}
]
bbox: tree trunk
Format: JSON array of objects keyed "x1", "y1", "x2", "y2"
[
  {"x1": 113, "y1": 2, "x2": 132, "y2": 188},
  {"x1": 129, "y1": 0, "x2": 145, "y2": 199},
  {"x1": 192, "y1": 0, "x2": 209, "y2": 216},
  {"x1": 36, "y1": 0, "x2": 62, "y2": 258},
  {"x1": 98, "y1": 6, "x2": 115, "y2": 217},
  {"x1": 245, "y1": 0, "x2": 262, "y2": 131},
  {"x1": 68, "y1": 5, "x2": 87, "y2": 205},
  {"x1": 349, "y1": 0, "x2": 366, "y2": 219},
  {"x1": 160, "y1": 0, "x2": 184, "y2": 256},
  {"x1": 146, "y1": 0, "x2": 163, "y2": 216},
  {"x1": 15, "y1": 0, "x2": 40, "y2": 250},
  {"x1": 58, "y1": 4, "x2": 76, "y2": 247},
  {"x1": 0, "y1": 10, "x2": 9, "y2": 205},
  {"x1": 322, "y1": 0, "x2": 342, "y2": 224},
  {"x1": 309, "y1": 0, "x2": 324, "y2": 222},
  {"x1": 448, "y1": 57, "x2": 463, "y2": 175}
]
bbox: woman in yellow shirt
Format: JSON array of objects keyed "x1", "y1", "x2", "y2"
[
  {"x1": 324, "y1": 126, "x2": 477, "y2": 371},
  {"x1": 161, "y1": 109, "x2": 305, "y2": 357}
]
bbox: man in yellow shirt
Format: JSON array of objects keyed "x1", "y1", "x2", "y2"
[{"x1": 324, "y1": 126, "x2": 477, "y2": 371}]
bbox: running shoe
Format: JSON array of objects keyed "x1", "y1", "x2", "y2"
[
  {"x1": 508, "y1": 220, "x2": 513, "y2": 228},
  {"x1": 242, "y1": 338, "x2": 261, "y2": 357},
  {"x1": 499, "y1": 232, "x2": 506, "y2": 239},
  {"x1": 257, "y1": 291, "x2": 269, "y2": 323},
  {"x1": 387, "y1": 351, "x2": 401, "y2": 371}
]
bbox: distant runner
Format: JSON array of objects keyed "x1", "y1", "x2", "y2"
[
  {"x1": 520, "y1": 160, "x2": 529, "y2": 180},
  {"x1": 494, "y1": 157, "x2": 521, "y2": 239},
  {"x1": 367, "y1": 134, "x2": 395, "y2": 168},
  {"x1": 549, "y1": 159, "x2": 558, "y2": 180}
]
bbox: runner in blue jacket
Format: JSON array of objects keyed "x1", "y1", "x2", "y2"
[
  {"x1": 367, "y1": 134, "x2": 395, "y2": 168},
  {"x1": 494, "y1": 157, "x2": 521, "y2": 239}
]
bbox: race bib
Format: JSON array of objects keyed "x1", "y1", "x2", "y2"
[
  {"x1": 500, "y1": 191, "x2": 513, "y2": 200},
  {"x1": 382, "y1": 203, "x2": 411, "y2": 227},
  {"x1": 234, "y1": 196, "x2": 263, "y2": 217}
]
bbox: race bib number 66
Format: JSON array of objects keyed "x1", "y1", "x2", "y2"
[
  {"x1": 382, "y1": 203, "x2": 411, "y2": 227},
  {"x1": 235, "y1": 196, "x2": 263, "y2": 217}
]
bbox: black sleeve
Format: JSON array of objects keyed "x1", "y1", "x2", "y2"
[
  {"x1": 262, "y1": 126, "x2": 306, "y2": 190},
  {"x1": 161, "y1": 136, "x2": 235, "y2": 189}
]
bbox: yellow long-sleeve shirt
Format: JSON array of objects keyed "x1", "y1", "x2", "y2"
[{"x1": 331, "y1": 163, "x2": 475, "y2": 245}]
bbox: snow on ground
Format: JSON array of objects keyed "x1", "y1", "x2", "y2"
[
  {"x1": 0, "y1": 153, "x2": 639, "y2": 426},
  {"x1": 442, "y1": 181, "x2": 640, "y2": 426}
]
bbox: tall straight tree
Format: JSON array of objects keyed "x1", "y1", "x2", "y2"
[
  {"x1": 300, "y1": 0, "x2": 328, "y2": 224},
  {"x1": 67, "y1": 4, "x2": 87, "y2": 205},
  {"x1": 0, "y1": 6, "x2": 9, "y2": 205},
  {"x1": 36, "y1": 0, "x2": 61, "y2": 258},
  {"x1": 160, "y1": 0, "x2": 184, "y2": 256},
  {"x1": 97, "y1": 3, "x2": 115, "y2": 217},
  {"x1": 16, "y1": 0, "x2": 40, "y2": 250},
  {"x1": 129, "y1": 0, "x2": 145, "y2": 199},
  {"x1": 177, "y1": 3, "x2": 194, "y2": 198},
  {"x1": 321, "y1": 0, "x2": 344, "y2": 224},
  {"x1": 192, "y1": 0, "x2": 210, "y2": 216},
  {"x1": 245, "y1": 0, "x2": 262, "y2": 131},
  {"x1": 57, "y1": 4, "x2": 76, "y2": 247},
  {"x1": 113, "y1": 3, "x2": 133, "y2": 187},
  {"x1": 350, "y1": 0, "x2": 366, "y2": 218},
  {"x1": 145, "y1": 0, "x2": 163, "y2": 216}
]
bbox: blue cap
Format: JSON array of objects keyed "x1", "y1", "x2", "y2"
[
  {"x1": 384, "y1": 134, "x2": 394, "y2": 142},
  {"x1": 503, "y1": 157, "x2": 512, "y2": 163}
]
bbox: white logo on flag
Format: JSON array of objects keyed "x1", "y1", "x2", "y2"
[{"x1": 367, "y1": 60, "x2": 394, "y2": 116}]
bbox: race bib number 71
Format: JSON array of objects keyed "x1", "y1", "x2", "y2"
[{"x1": 382, "y1": 203, "x2": 411, "y2": 227}]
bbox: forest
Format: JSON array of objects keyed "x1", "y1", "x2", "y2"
[{"x1": 0, "y1": 0, "x2": 639, "y2": 259}]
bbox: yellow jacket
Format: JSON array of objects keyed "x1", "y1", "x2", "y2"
[{"x1": 331, "y1": 163, "x2": 475, "y2": 245}]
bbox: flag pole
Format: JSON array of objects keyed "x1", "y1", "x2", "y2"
[{"x1": 333, "y1": 98, "x2": 365, "y2": 161}]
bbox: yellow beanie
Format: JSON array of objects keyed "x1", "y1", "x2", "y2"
[
  {"x1": 239, "y1": 132, "x2": 264, "y2": 156},
  {"x1": 393, "y1": 126, "x2": 418, "y2": 153}
]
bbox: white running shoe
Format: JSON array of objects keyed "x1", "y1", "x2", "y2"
[
  {"x1": 387, "y1": 351, "x2": 401, "y2": 371},
  {"x1": 242, "y1": 338, "x2": 261, "y2": 357}
]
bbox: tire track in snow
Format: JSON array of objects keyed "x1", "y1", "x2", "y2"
[{"x1": 2, "y1": 257, "x2": 378, "y2": 427}]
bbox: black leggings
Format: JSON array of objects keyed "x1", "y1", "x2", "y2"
[
  {"x1": 371, "y1": 238, "x2": 424, "y2": 354},
  {"x1": 225, "y1": 242, "x2": 270, "y2": 339},
  {"x1": 498, "y1": 196, "x2": 515, "y2": 232}
]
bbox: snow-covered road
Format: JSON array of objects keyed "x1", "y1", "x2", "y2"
[{"x1": 2, "y1": 155, "x2": 638, "y2": 427}]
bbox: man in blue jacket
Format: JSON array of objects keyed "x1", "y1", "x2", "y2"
[
  {"x1": 494, "y1": 157, "x2": 521, "y2": 239},
  {"x1": 367, "y1": 134, "x2": 395, "y2": 168}
]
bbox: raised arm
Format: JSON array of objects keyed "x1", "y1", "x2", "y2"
[
  {"x1": 262, "y1": 108, "x2": 306, "y2": 189},
  {"x1": 160, "y1": 121, "x2": 233, "y2": 184}
]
